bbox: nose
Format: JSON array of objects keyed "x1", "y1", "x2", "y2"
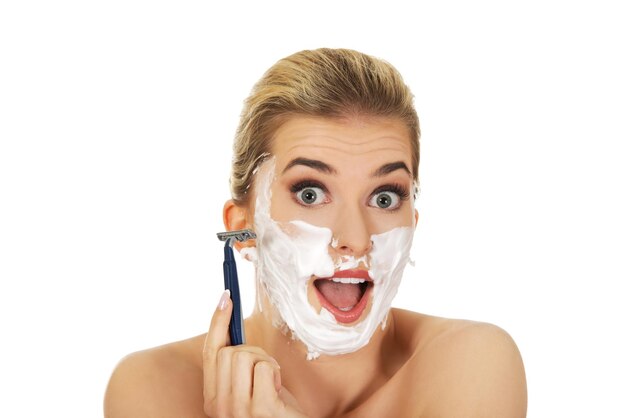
[{"x1": 331, "y1": 202, "x2": 373, "y2": 258}]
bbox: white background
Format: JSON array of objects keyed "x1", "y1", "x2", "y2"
[{"x1": 1, "y1": 1, "x2": 624, "y2": 417}]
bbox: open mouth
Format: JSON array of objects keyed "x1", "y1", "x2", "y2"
[{"x1": 313, "y1": 269, "x2": 373, "y2": 324}]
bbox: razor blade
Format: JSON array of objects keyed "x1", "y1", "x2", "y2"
[{"x1": 216, "y1": 229, "x2": 256, "y2": 244}]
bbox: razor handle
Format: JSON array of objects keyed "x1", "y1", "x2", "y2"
[{"x1": 223, "y1": 243, "x2": 245, "y2": 345}]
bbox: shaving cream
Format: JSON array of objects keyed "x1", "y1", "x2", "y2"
[{"x1": 245, "y1": 158, "x2": 415, "y2": 360}]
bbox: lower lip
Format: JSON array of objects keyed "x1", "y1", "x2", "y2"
[{"x1": 313, "y1": 282, "x2": 373, "y2": 324}]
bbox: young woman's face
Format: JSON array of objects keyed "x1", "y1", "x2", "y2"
[
  {"x1": 243, "y1": 114, "x2": 417, "y2": 358},
  {"x1": 265, "y1": 115, "x2": 417, "y2": 319}
]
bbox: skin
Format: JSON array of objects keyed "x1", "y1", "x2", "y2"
[{"x1": 104, "y1": 116, "x2": 527, "y2": 418}]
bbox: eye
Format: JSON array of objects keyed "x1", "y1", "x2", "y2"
[
  {"x1": 369, "y1": 191, "x2": 400, "y2": 210},
  {"x1": 368, "y1": 184, "x2": 409, "y2": 210},
  {"x1": 291, "y1": 181, "x2": 329, "y2": 206}
]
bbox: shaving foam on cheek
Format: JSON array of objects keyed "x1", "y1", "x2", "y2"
[
  {"x1": 251, "y1": 158, "x2": 415, "y2": 360},
  {"x1": 240, "y1": 248, "x2": 257, "y2": 262}
]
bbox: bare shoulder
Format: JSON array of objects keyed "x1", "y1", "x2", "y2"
[
  {"x1": 393, "y1": 309, "x2": 527, "y2": 417},
  {"x1": 104, "y1": 334, "x2": 206, "y2": 418}
]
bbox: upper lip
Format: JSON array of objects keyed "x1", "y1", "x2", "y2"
[{"x1": 322, "y1": 269, "x2": 372, "y2": 281}]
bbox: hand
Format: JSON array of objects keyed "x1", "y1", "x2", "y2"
[{"x1": 203, "y1": 290, "x2": 308, "y2": 418}]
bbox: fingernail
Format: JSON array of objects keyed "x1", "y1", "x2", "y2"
[
  {"x1": 271, "y1": 358, "x2": 281, "y2": 369},
  {"x1": 274, "y1": 368, "x2": 282, "y2": 392},
  {"x1": 218, "y1": 290, "x2": 230, "y2": 311}
]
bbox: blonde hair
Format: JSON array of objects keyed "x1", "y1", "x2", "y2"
[{"x1": 230, "y1": 48, "x2": 420, "y2": 206}]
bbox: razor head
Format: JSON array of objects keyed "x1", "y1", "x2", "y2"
[{"x1": 216, "y1": 229, "x2": 257, "y2": 243}]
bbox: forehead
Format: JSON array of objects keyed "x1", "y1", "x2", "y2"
[{"x1": 270, "y1": 115, "x2": 413, "y2": 171}]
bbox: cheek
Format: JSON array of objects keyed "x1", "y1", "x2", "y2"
[{"x1": 367, "y1": 206, "x2": 416, "y2": 235}]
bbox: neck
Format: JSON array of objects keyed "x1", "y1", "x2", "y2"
[{"x1": 244, "y1": 294, "x2": 400, "y2": 416}]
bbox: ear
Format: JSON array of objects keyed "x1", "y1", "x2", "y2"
[
  {"x1": 223, "y1": 200, "x2": 256, "y2": 252},
  {"x1": 414, "y1": 208, "x2": 419, "y2": 228}
]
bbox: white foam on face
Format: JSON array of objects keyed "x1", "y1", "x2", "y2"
[
  {"x1": 240, "y1": 247, "x2": 257, "y2": 263},
  {"x1": 249, "y1": 158, "x2": 415, "y2": 360},
  {"x1": 335, "y1": 254, "x2": 369, "y2": 271}
]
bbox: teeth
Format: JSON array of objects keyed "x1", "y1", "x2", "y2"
[
  {"x1": 338, "y1": 306, "x2": 354, "y2": 311},
  {"x1": 331, "y1": 278, "x2": 366, "y2": 284}
]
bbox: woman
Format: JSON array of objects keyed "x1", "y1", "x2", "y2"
[{"x1": 104, "y1": 48, "x2": 527, "y2": 417}]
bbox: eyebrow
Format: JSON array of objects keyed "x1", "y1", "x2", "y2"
[
  {"x1": 282, "y1": 158, "x2": 411, "y2": 177},
  {"x1": 282, "y1": 158, "x2": 338, "y2": 175},
  {"x1": 372, "y1": 161, "x2": 412, "y2": 177}
]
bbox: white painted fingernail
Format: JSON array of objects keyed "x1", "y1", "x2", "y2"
[{"x1": 218, "y1": 290, "x2": 230, "y2": 311}]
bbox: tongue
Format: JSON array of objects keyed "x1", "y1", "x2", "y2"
[{"x1": 316, "y1": 281, "x2": 362, "y2": 309}]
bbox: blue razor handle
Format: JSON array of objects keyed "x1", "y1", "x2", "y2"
[{"x1": 223, "y1": 240, "x2": 245, "y2": 346}]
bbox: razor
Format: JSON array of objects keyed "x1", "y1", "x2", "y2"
[{"x1": 216, "y1": 229, "x2": 256, "y2": 345}]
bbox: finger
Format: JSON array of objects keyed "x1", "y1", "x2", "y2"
[
  {"x1": 251, "y1": 361, "x2": 282, "y2": 416},
  {"x1": 232, "y1": 350, "x2": 281, "y2": 412},
  {"x1": 205, "y1": 290, "x2": 233, "y2": 351},
  {"x1": 202, "y1": 290, "x2": 233, "y2": 413},
  {"x1": 231, "y1": 350, "x2": 263, "y2": 416},
  {"x1": 214, "y1": 346, "x2": 280, "y2": 418},
  {"x1": 215, "y1": 346, "x2": 235, "y2": 414}
]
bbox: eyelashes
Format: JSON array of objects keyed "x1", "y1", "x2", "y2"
[
  {"x1": 370, "y1": 184, "x2": 410, "y2": 201},
  {"x1": 289, "y1": 180, "x2": 328, "y2": 194}
]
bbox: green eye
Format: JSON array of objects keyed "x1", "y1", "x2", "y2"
[
  {"x1": 296, "y1": 187, "x2": 326, "y2": 205},
  {"x1": 369, "y1": 191, "x2": 400, "y2": 210},
  {"x1": 376, "y1": 193, "x2": 393, "y2": 208}
]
